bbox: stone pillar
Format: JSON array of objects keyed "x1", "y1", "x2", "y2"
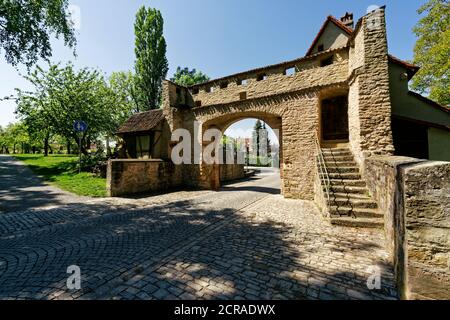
[
  {"x1": 348, "y1": 7, "x2": 395, "y2": 166},
  {"x1": 281, "y1": 92, "x2": 319, "y2": 200}
]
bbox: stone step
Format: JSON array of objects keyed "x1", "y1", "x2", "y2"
[
  {"x1": 327, "y1": 185, "x2": 369, "y2": 194},
  {"x1": 327, "y1": 197, "x2": 378, "y2": 209},
  {"x1": 324, "y1": 161, "x2": 357, "y2": 167},
  {"x1": 329, "y1": 179, "x2": 367, "y2": 187},
  {"x1": 322, "y1": 148, "x2": 351, "y2": 153},
  {"x1": 326, "y1": 166, "x2": 360, "y2": 173},
  {"x1": 322, "y1": 150, "x2": 352, "y2": 157},
  {"x1": 329, "y1": 206, "x2": 383, "y2": 218},
  {"x1": 330, "y1": 217, "x2": 384, "y2": 229},
  {"x1": 330, "y1": 192, "x2": 372, "y2": 200},
  {"x1": 326, "y1": 172, "x2": 362, "y2": 180},
  {"x1": 323, "y1": 155, "x2": 355, "y2": 162}
]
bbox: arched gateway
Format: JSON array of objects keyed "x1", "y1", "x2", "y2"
[{"x1": 111, "y1": 8, "x2": 449, "y2": 227}]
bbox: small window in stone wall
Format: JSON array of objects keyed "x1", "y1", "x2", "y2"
[
  {"x1": 239, "y1": 92, "x2": 247, "y2": 100},
  {"x1": 220, "y1": 82, "x2": 228, "y2": 89},
  {"x1": 237, "y1": 79, "x2": 248, "y2": 86},
  {"x1": 257, "y1": 73, "x2": 267, "y2": 81},
  {"x1": 285, "y1": 67, "x2": 296, "y2": 76},
  {"x1": 192, "y1": 87, "x2": 199, "y2": 94},
  {"x1": 320, "y1": 56, "x2": 334, "y2": 67},
  {"x1": 318, "y1": 44, "x2": 324, "y2": 52},
  {"x1": 195, "y1": 101, "x2": 202, "y2": 107},
  {"x1": 205, "y1": 86, "x2": 212, "y2": 93}
]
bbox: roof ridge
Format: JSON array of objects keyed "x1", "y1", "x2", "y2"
[{"x1": 305, "y1": 15, "x2": 353, "y2": 56}]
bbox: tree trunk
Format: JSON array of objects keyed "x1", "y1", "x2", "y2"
[
  {"x1": 44, "y1": 135, "x2": 49, "y2": 156},
  {"x1": 13, "y1": 143, "x2": 16, "y2": 154},
  {"x1": 67, "y1": 140, "x2": 71, "y2": 155}
]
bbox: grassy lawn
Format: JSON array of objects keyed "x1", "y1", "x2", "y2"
[{"x1": 14, "y1": 154, "x2": 107, "y2": 197}]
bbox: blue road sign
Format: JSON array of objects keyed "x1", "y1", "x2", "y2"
[{"x1": 73, "y1": 121, "x2": 88, "y2": 132}]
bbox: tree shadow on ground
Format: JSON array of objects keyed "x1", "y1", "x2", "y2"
[
  {"x1": 0, "y1": 157, "x2": 79, "y2": 214},
  {"x1": 0, "y1": 193, "x2": 398, "y2": 300}
]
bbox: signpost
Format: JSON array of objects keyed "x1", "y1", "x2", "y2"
[{"x1": 73, "y1": 121, "x2": 88, "y2": 174}]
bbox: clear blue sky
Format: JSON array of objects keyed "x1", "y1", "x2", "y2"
[{"x1": 0, "y1": 0, "x2": 427, "y2": 128}]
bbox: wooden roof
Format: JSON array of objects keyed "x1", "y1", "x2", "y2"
[{"x1": 117, "y1": 109, "x2": 165, "y2": 134}]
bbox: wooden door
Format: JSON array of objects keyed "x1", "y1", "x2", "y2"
[{"x1": 321, "y1": 96, "x2": 349, "y2": 141}]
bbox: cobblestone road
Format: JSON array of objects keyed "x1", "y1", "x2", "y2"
[{"x1": 0, "y1": 157, "x2": 397, "y2": 300}]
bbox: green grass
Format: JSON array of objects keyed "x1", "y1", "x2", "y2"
[{"x1": 14, "y1": 154, "x2": 107, "y2": 197}]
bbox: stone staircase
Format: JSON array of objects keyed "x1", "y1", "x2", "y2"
[{"x1": 320, "y1": 147, "x2": 384, "y2": 229}]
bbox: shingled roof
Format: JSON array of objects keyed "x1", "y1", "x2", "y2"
[{"x1": 117, "y1": 109, "x2": 165, "y2": 134}]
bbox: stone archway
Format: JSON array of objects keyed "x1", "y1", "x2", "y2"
[
  {"x1": 183, "y1": 91, "x2": 320, "y2": 199},
  {"x1": 200, "y1": 112, "x2": 282, "y2": 189}
]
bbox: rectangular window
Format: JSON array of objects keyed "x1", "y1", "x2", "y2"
[
  {"x1": 195, "y1": 100, "x2": 202, "y2": 107},
  {"x1": 318, "y1": 44, "x2": 324, "y2": 52},
  {"x1": 205, "y1": 86, "x2": 212, "y2": 93},
  {"x1": 285, "y1": 67, "x2": 296, "y2": 76},
  {"x1": 136, "y1": 135, "x2": 151, "y2": 159},
  {"x1": 257, "y1": 74, "x2": 267, "y2": 81},
  {"x1": 192, "y1": 87, "x2": 199, "y2": 94},
  {"x1": 237, "y1": 79, "x2": 248, "y2": 86},
  {"x1": 239, "y1": 92, "x2": 247, "y2": 100},
  {"x1": 320, "y1": 56, "x2": 334, "y2": 67},
  {"x1": 220, "y1": 82, "x2": 228, "y2": 89}
]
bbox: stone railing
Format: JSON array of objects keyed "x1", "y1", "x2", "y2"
[{"x1": 364, "y1": 156, "x2": 450, "y2": 300}]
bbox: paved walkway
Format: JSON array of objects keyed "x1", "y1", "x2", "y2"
[
  {"x1": 0, "y1": 157, "x2": 397, "y2": 300},
  {"x1": 0, "y1": 155, "x2": 88, "y2": 213}
]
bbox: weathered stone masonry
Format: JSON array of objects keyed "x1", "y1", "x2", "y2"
[{"x1": 160, "y1": 9, "x2": 394, "y2": 200}]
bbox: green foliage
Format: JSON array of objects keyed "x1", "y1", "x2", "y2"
[
  {"x1": 109, "y1": 71, "x2": 141, "y2": 115},
  {"x1": 14, "y1": 154, "x2": 106, "y2": 197},
  {"x1": 171, "y1": 67, "x2": 210, "y2": 86},
  {"x1": 134, "y1": 6, "x2": 168, "y2": 110},
  {"x1": 16, "y1": 63, "x2": 131, "y2": 155},
  {"x1": 412, "y1": 0, "x2": 450, "y2": 106},
  {"x1": 0, "y1": 122, "x2": 32, "y2": 153},
  {"x1": 0, "y1": 0, "x2": 76, "y2": 69}
]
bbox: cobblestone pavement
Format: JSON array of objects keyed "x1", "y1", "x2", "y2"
[{"x1": 0, "y1": 161, "x2": 397, "y2": 300}]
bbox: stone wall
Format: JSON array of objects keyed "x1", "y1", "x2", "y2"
[
  {"x1": 348, "y1": 8, "x2": 394, "y2": 166},
  {"x1": 364, "y1": 156, "x2": 450, "y2": 299},
  {"x1": 107, "y1": 159, "x2": 182, "y2": 197},
  {"x1": 220, "y1": 164, "x2": 245, "y2": 182},
  {"x1": 191, "y1": 57, "x2": 348, "y2": 107},
  {"x1": 400, "y1": 161, "x2": 450, "y2": 300},
  {"x1": 364, "y1": 156, "x2": 423, "y2": 257},
  {"x1": 192, "y1": 91, "x2": 320, "y2": 200}
]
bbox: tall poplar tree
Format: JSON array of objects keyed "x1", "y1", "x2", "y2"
[{"x1": 133, "y1": 6, "x2": 168, "y2": 111}]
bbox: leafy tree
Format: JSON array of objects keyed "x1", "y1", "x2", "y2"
[
  {"x1": 0, "y1": 122, "x2": 30, "y2": 154},
  {"x1": 0, "y1": 0, "x2": 76, "y2": 69},
  {"x1": 16, "y1": 63, "x2": 116, "y2": 156},
  {"x1": 171, "y1": 67, "x2": 210, "y2": 86},
  {"x1": 412, "y1": 0, "x2": 450, "y2": 106},
  {"x1": 134, "y1": 6, "x2": 168, "y2": 110},
  {"x1": 109, "y1": 71, "x2": 141, "y2": 114}
]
